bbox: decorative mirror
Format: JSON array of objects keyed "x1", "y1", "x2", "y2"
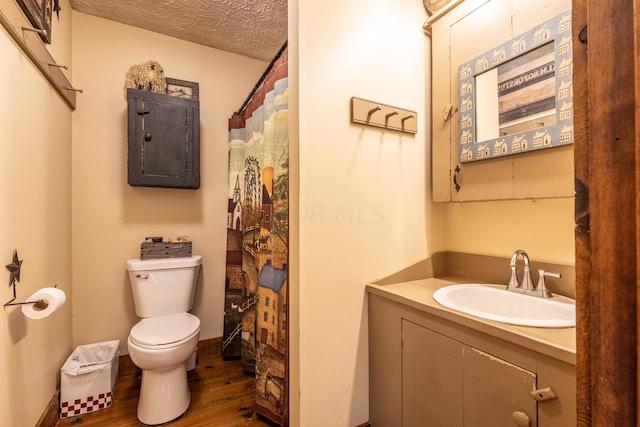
[{"x1": 457, "y1": 10, "x2": 573, "y2": 163}]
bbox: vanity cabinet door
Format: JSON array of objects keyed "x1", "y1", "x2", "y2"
[
  {"x1": 402, "y1": 319, "x2": 463, "y2": 427},
  {"x1": 401, "y1": 319, "x2": 536, "y2": 427},
  {"x1": 463, "y1": 346, "x2": 537, "y2": 427}
]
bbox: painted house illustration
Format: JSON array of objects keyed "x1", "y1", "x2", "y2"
[
  {"x1": 257, "y1": 260, "x2": 288, "y2": 352},
  {"x1": 460, "y1": 147, "x2": 473, "y2": 162},
  {"x1": 558, "y1": 35, "x2": 571, "y2": 55},
  {"x1": 460, "y1": 97, "x2": 472, "y2": 113},
  {"x1": 223, "y1": 227, "x2": 248, "y2": 355},
  {"x1": 493, "y1": 139, "x2": 507, "y2": 156},
  {"x1": 261, "y1": 184, "x2": 273, "y2": 231},
  {"x1": 510, "y1": 38, "x2": 526, "y2": 56},
  {"x1": 560, "y1": 124, "x2": 574, "y2": 143},
  {"x1": 460, "y1": 81, "x2": 472, "y2": 96},
  {"x1": 512, "y1": 135, "x2": 527, "y2": 151},
  {"x1": 476, "y1": 144, "x2": 489, "y2": 159},
  {"x1": 227, "y1": 176, "x2": 242, "y2": 230},
  {"x1": 558, "y1": 14, "x2": 571, "y2": 33},
  {"x1": 460, "y1": 129, "x2": 472, "y2": 144},
  {"x1": 459, "y1": 64, "x2": 472, "y2": 80},
  {"x1": 558, "y1": 57, "x2": 572, "y2": 78},
  {"x1": 460, "y1": 114, "x2": 472, "y2": 129},
  {"x1": 475, "y1": 57, "x2": 489, "y2": 73},
  {"x1": 532, "y1": 26, "x2": 551, "y2": 45},
  {"x1": 492, "y1": 48, "x2": 506, "y2": 65},
  {"x1": 558, "y1": 80, "x2": 572, "y2": 99},
  {"x1": 559, "y1": 101, "x2": 573, "y2": 121},
  {"x1": 225, "y1": 229, "x2": 245, "y2": 293},
  {"x1": 532, "y1": 130, "x2": 551, "y2": 148}
]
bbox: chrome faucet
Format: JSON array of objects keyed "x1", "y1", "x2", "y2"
[
  {"x1": 507, "y1": 249, "x2": 559, "y2": 298},
  {"x1": 508, "y1": 249, "x2": 534, "y2": 292}
]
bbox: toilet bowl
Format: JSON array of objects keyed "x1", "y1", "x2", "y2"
[
  {"x1": 127, "y1": 312, "x2": 200, "y2": 425},
  {"x1": 126, "y1": 255, "x2": 202, "y2": 424}
]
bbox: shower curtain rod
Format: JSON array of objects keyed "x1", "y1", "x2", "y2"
[{"x1": 234, "y1": 39, "x2": 288, "y2": 116}]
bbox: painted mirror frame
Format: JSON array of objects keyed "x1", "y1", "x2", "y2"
[{"x1": 457, "y1": 10, "x2": 573, "y2": 163}]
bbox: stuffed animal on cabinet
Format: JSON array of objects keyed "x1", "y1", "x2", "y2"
[{"x1": 124, "y1": 60, "x2": 167, "y2": 95}]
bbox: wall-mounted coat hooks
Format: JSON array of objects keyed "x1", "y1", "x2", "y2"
[
  {"x1": 0, "y1": 6, "x2": 79, "y2": 109},
  {"x1": 351, "y1": 97, "x2": 417, "y2": 134}
]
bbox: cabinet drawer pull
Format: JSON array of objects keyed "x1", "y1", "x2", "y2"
[{"x1": 530, "y1": 386, "x2": 557, "y2": 401}]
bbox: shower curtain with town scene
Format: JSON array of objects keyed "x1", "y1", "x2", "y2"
[{"x1": 224, "y1": 47, "x2": 288, "y2": 426}]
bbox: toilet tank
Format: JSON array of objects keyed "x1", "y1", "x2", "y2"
[{"x1": 126, "y1": 255, "x2": 202, "y2": 318}]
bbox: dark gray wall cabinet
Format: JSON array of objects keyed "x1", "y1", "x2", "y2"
[{"x1": 127, "y1": 88, "x2": 200, "y2": 189}]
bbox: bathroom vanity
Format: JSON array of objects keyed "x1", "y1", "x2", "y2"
[
  {"x1": 367, "y1": 278, "x2": 575, "y2": 427},
  {"x1": 410, "y1": 0, "x2": 577, "y2": 422}
]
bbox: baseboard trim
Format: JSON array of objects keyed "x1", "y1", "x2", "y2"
[
  {"x1": 36, "y1": 336, "x2": 223, "y2": 426},
  {"x1": 35, "y1": 391, "x2": 59, "y2": 427},
  {"x1": 197, "y1": 336, "x2": 223, "y2": 358}
]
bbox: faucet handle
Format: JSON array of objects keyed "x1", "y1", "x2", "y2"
[{"x1": 536, "y1": 270, "x2": 561, "y2": 298}]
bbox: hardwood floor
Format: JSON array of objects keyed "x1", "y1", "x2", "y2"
[{"x1": 54, "y1": 340, "x2": 276, "y2": 427}]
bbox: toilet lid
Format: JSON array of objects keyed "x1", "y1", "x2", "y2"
[{"x1": 130, "y1": 313, "x2": 200, "y2": 347}]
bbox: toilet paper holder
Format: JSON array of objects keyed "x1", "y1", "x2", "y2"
[
  {"x1": 4, "y1": 281, "x2": 56, "y2": 309},
  {"x1": 3, "y1": 248, "x2": 53, "y2": 309}
]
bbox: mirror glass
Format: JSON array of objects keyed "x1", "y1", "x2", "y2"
[{"x1": 476, "y1": 42, "x2": 557, "y2": 141}]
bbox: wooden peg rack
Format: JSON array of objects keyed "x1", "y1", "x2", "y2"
[
  {"x1": 0, "y1": 1, "x2": 78, "y2": 109},
  {"x1": 351, "y1": 97, "x2": 417, "y2": 134}
]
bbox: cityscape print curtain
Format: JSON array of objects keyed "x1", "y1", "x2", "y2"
[{"x1": 224, "y1": 45, "x2": 289, "y2": 426}]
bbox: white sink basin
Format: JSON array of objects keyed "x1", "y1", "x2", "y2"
[{"x1": 432, "y1": 284, "x2": 576, "y2": 328}]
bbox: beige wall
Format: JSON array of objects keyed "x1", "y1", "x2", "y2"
[
  {"x1": 70, "y1": 13, "x2": 267, "y2": 352},
  {"x1": 446, "y1": 198, "x2": 575, "y2": 265},
  {"x1": 295, "y1": 0, "x2": 437, "y2": 425},
  {"x1": 0, "y1": 0, "x2": 73, "y2": 425}
]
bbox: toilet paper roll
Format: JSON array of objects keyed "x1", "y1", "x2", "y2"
[{"x1": 21, "y1": 287, "x2": 66, "y2": 320}]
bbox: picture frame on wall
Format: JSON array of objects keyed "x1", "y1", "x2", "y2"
[
  {"x1": 423, "y1": 0, "x2": 452, "y2": 16},
  {"x1": 16, "y1": 0, "x2": 52, "y2": 43},
  {"x1": 166, "y1": 78, "x2": 199, "y2": 101}
]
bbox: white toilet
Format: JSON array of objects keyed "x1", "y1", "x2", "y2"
[{"x1": 126, "y1": 255, "x2": 202, "y2": 425}]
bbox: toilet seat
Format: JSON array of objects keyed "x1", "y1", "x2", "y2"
[{"x1": 130, "y1": 313, "x2": 200, "y2": 350}]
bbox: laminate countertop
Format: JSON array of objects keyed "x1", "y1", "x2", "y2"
[{"x1": 366, "y1": 277, "x2": 576, "y2": 365}]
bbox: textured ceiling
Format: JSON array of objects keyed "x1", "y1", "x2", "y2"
[{"x1": 68, "y1": 0, "x2": 287, "y2": 62}]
